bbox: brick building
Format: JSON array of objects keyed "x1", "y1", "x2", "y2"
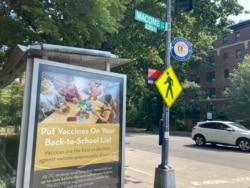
[{"x1": 187, "y1": 20, "x2": 250, "y2": 122}]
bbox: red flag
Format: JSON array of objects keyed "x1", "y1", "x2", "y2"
[{"x1": 148, "y1": 68, "x2": 162, "y2": 84}]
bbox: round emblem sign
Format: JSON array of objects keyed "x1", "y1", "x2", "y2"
[{"x1": 171, "y1": 37, "x2": 192, "y2": 61}]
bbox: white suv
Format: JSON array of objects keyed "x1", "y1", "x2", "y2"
[{"x1": 191, "y1": 120, "x2": 250, "y2": 151}]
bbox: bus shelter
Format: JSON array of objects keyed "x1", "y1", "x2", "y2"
[{"x1": 0, "y1": 44, "x2": 131, "y2": 188}]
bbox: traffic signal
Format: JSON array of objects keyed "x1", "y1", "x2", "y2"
[{"x1": 175, "y1": 0, "x2": 193, "y2": 14}]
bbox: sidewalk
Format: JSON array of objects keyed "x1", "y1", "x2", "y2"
[
  {"x1": 124, "y1": 128, "x2": 250, "y2": 188},
  {"x1": 124, "y1": 147, "x2": 250, "y2": 188},
  {"x1": 124, "y1": 148, "x2": 158, "y2": 188}
]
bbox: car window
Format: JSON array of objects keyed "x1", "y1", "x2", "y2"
[
  {"x1": 199, "y1": 122, "x2": 217, "y2": 129},
  {"x1": 228, "y1": 122, "x2": 248, "y2": 130},
  {"x1": 216, "y1": 123, "x2": 229, "y2": 130}
]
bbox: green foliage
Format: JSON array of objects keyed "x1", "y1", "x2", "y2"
[
  {"x1": 111, "y1": 0, "x2": 245, "y2": 127},
  {"x1": 0, "y1": 81, "x2": 22, "y2": 176},
  {"x1": 0, "y1": 81, "x2": 23, "y2": 126},
  {"x1": 0, "y1": 180, "x2": 6, "y2": 188},
  {"x1": 0, "y1": 0, "x2": 128, "y2": 58},
  {"x1": 170, "y1": 80, "x2": 203, "y2": 130},
  {"x1": 5, "y1": 136, "x2": 19, "y2": 169},
  {"x1": 225, "y1": 55, "x2": 250, "y2": 120},
  {"x1": 0, "y1": 0, "x2": 247, "y2": 129}
]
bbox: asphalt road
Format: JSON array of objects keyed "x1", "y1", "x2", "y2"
[
  {"x1": 170, "y1": 135, "x2": 250, "y2": 171},
  {"x1": 126, "y1": 131, "x2": 250, "y2": 171}
]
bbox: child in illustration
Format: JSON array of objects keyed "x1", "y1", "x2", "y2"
[
  {"x1": 39, "y1": 79, "x2": 67, "y2": 122},
  {"x1": 61, "y1": 76, "x2": 81, "y2": 104},
  {"x1": 88, "y1": 81, "x2": 104, "y2": 100},
  {"x1": 95, "y1": 94, "x2": 116, "y2": 123}
]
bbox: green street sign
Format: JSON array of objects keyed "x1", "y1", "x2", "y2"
[
  {"x1": 145, "y1": 24, "x2": 157, "y2": 33},
  {"x1": 135, "y1": 9, "x2": 166, "y2": 31}
]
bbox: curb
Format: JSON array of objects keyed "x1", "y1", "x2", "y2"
[{"x1": 126, "y1": 127, "x2": 191, "y2": 137}]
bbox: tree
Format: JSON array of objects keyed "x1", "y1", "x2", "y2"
[
  {"x1": 0, "y1": 0, "x2": 129, "y2": 68},
  {"x1": 0, "y1": 81, "x2": 23, "y2": 171},
  {"x1": 224, "y1": 55, "x2": 250, "y2": 124},
  {"x1": 170, "y1": 80, "x2": 203, "y2": 130},
  {"x1": 0, "y1": 0, "x2": 247, "y2": 130},
  {"x1": 106, "y1": 0, "x2": 245, "y2": 129},
  {"x1": 0, "y1": 81, "x2": 23, "y2": 126}
]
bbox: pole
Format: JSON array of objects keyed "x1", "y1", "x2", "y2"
[
  {"x1": 154, "y1": 0, "x2": 176, "y2": 187},
  {"x1": 161, "y1": 0, "x2": 171, "y2": 169}
]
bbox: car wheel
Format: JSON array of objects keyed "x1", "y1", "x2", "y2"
[
  {"x1": 238, "y1": 139, "x2": 250, "y2": 152},
  {"x1": 194, "y1": 135, "x2": 206, "y2": 146}
]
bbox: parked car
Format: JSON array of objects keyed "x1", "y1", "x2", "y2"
[{"x1": 191, "y1": 120, "x2": 250, "y2": 151}]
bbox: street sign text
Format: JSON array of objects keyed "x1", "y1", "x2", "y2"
[{"x1": 135, "y1": 9, "x2": 166, "y2": 31}]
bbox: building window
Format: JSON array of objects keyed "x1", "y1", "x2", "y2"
[
  {"x1": 206, "y1": 88, "x2": 216, "y2": 98},
  {"x1": 223, "y1": 35, "x2": 228, "y2": 45},
  {"x1": 236, "y1": 49, "x2": 242, "y2": 59},
  {"x1": 223, "y1": 53, "x2": 228, "y2": 62},
  {"x1": 224, "y1": 69, "x2": 229, "y2": 78},
  {"x1": 208, "y1": 56, "x2": 215, "y2": 66},
  {"x1": 191, "y1": 75, "x2": 200, "y2": 83},
  {"x1": 206, "y1": 72, "x2": 215, "y2": 82},
  {"x1": 190, "y1": 62, "x2": 200, "y2": 69},
  {"x1": 235, "y1": 32, "x2": 241, "y2": 41}
]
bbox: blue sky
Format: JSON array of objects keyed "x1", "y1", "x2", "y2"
[{"x1": 228, "y1": 0, "x2": 250, "y2": 22}]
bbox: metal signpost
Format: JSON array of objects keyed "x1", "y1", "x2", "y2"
[
  {"x1": 154, "y1": 0, "x2": 177, "y2": 187},
  {"x1": 134, "y1": 7, "x2": 176, "y2": 187},
  {"x1": 134, "y1": 2, "x2": 192, "y2": 187}
]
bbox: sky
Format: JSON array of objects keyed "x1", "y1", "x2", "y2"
[{"x1": 228, "y1": 0, "x2": 250, "y2": 22}]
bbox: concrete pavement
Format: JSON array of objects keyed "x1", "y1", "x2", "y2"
[{"x1": 124, "y1": 130, "x2": 250, "y2": 188}]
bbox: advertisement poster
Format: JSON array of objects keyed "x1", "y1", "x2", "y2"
[{"x1": 29, "y1": 59, "x2": 126, "y2": 188}]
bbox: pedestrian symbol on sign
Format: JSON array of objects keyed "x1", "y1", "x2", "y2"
[
  {"x1": 155, "y1": 66, "x2": 182, "y2": 108},
  {"x1": 164, "y1": 72, "x2": 173, "y2": 99}
]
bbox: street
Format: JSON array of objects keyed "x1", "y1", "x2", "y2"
[{"x1": 125, "y1": 130, "x2": 250, "y2": 187}]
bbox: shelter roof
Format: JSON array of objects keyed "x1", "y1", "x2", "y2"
[{"x1": 0, "y1": 44, "x2": 132, "y2": 89}]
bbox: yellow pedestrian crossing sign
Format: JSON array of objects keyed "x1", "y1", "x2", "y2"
[{"x1": 155, "y1": 66, "x2": 182, "y2": 108}]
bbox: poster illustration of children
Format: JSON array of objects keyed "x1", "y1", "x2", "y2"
[
  {"x1": 94, "y1": 94, "x2": 116, "y2": 123},
  {"x1": 38, "y1": 79, "x2": 67, "y2": 122},
  {"x1": 88, "y1": 81, "x2": 104, "y2": 100},
  {"x1": 61, "y1": 76, "x2": 82, "y2": 104}
]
